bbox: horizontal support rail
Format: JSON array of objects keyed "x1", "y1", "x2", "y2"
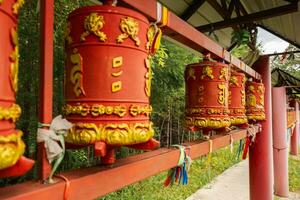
[
  {"x1": 0, "y1": 130, "x2": 247, "y2": 200},
  {"x1": 119, "y1": 0, "x2": 261, "y2": 80}
]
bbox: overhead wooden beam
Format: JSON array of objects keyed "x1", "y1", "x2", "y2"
[
  {"x1": 228, "y1": 0, "x2": 237, "y2": 18},
  {"x1": 264, "y1": 50, "x2": 300, "y2": 56},
  {"x1": 236, "y1": 0, "x2": 248, "y2": 16},
  {"x1": 181, "y1": 0, "x2": 206, "y2": 21},
  {"x1": 197, "y1": 2, "x2": 298, "y2": 32},
  {"x1": 0, "y1": 130, "x2": 247, "y2": 200},
  {"x1": 206, "y1": 0, "x2": 228, "y2": 19}
]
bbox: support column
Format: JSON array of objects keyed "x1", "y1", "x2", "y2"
[
  {"x1": 272, "y1": 87, "x2": 289, "y2": 197},
  {"x1": 249, "y1": 56, "x2": 273, "y2": 200},
  {"x1": 37, "y1": 0, "x2": 54, "y2": 180},
  {"x1": 291, "y1": 101, "x2": 299, "y2": 155}
]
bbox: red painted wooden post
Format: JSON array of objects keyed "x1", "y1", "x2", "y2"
[
  {"x1": 249, "y1": 56, "x2": 273, "y2": 200},
  {"x1": 291, "y1": 101, "x2": 299, "y2": 155},
  {"x1": 37, "y1": 0, "x2": 54, "y2": 180},
  {"x1": 272, "y1": 87, "x2": 289, "y2": 197}
]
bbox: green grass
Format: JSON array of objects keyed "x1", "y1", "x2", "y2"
[
  {"x1": 289, "y1": 152, "x2": 300, "y2": 192},
  {"x1": 99, "y1": 143, "x2": 243, "y2": 200}
]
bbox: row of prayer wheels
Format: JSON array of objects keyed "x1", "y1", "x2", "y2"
[
  {"x1": 185, "y1": 57, "x2": 266, "y2": 131},
  {"x1": 0, "y1": 0, "x2": 266, "y2": 176}
]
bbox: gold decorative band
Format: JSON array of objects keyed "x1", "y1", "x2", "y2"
[
  {"x1": 0, "y1": 131, "x2": 25, "y2": 170},
  {"x1": 247, "y1": 114, "x2": 266, "y2": 121},
  {"x1": 185, "y1": 117, "x2": 231, "y2": 129},
  {"x1": 63, "y1": 104, "x2": 152, "y2": 118},
  {"x1": 186, "y1": 108, "x2": 229, "y2": 115},
  {"x1": 228, "y1": 108, "x2": 246, "y2": 115},
  {"x1": 0, "y1": 103, "x2": 22, "y2": 122},
  {"x1": 65, "y1": 122, "x2": 154, "y2": 146},
  {"x1": 230, "y1": 116, "x2": 248, "y2": 126}
]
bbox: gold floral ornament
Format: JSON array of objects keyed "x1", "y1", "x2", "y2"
[
  {"x1": 117, "y1": 17, "x2": 140, "y2": 46},
  {"x1": 246, "y1": 94, "x2": 256, "y2": 107},
  {"x1": 144, "y1": 57, "x2": 152, "y2": 97},
  {"x1": 0, "y1": 104, "x2": 21, "y2": 122},
  {"x1": 247, "y1": 85, "x2": 255, "y2": 93},
  {"x1": 219, "y1": 67, "x2": 228, "y2": 80},
  {"x1": 65, "y1": 122, "x2": 154, "y2": 146},
  {"x1": 201, "y1": 66, "x2": 214, "y2": 79},
  {"x1": 62, "y1": 104, "x2": 126, "y2": 118},
  {"x1": 229, "y1": 76, "x2": 239, "y2": 86},
  {"x1": 80, "y1": 13, "x2": 107, "y2": 42},
  {"x1": 10, "y1": 28, "x2": 19, "y2": 93},
  {"x1": 12, "y1": 0, "x2": 25, "y2": 15},
  {"x1": 146, "y1": 24, "x2": 162, "y2": 54},
  {"x1": 130, "y1": 105, "x2": 152, "y2": 117},
  {"x1": 0, "y1": 131, "x2": 25, "y2": 170},
  {"x1": 65, "y1": 22, "x2": 73, "y2": 45},
  {"x1": 218, "y1": 83, "x2": 227, "y2": 105},
  {"x1": 70, "y1": 48, "x2": 86, "y2": 97},
  {"x1": 197, "y1": 85, "x2": 204, "y2": 103},
  {"x1": 241, "y1": 90, "x2": 246, "y2": 106},
  {"x1": 185, "y1": 117, "x2": 231, "y2": 129},
  {"x1": 186, "y1": 68, "x2": 196, "y2": 80}
]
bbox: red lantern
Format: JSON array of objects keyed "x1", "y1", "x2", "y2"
[
  {"x1": 63, "y1": 1, "x2": 159, "y2": 164},
  {"x1": 228, "y1": 71, "x2": 248, "y2": 126},
  {"x1": 246, "y1": 81, "x2": 266, "y2": 122},
  {"x1": 185, "y1": 60, "x2": 231, "y2": 131},
  {"x1": 0, "y1": 0, "x2": 34, "y2": 178}
]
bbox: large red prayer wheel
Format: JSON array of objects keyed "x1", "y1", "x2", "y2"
[
  {"x1": 246, "y1": 81, "x2": 266, "y2": 122},
  {"x1": 228, "y1": 71, "x2": 248, "y2": 126},
  {"x1": 185, "y1": 60, "x2": 231, "y2": 130},
  {"x1": 0, "y1": 0, "x2": 34, "y2": 177},
  {"x1": 63, "y1": 1, "x2": 159, "y2": 162}
]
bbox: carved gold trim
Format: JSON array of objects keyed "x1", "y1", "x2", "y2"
[
  {"x1": 70, "y1": 48, "x2": 86, "y2": 97},
  {"x1": 241, "y1": 90, "x2": 246, "y2": 106},
  {"x1": 219, "y1": 67, "x2": 228, "y2": 80},
  {"x1": 246, "y1": 94, "x2": 256, "y2": 107},
  {"x1": 0, "y1": 104, "x2": 21, "y2": 122},
  {"x1": 146, "y1": 25, "x2": 156, "y2": 50},
  {"x1": 186, "y1": 68, "x2": 196, "y2": 80},
  {"x1": 65, "y1": 22, "x2": 73, "y2": 45},
  {"x1": 247, "y1": 113, "x2": 266, "y2": 121},
  {"x1": 10, "y1": 28, "x2": 19, "y2": 93},
  {"x1": 201, "y1": 66, "x2": 214, "y2": 80},
  {"x1": 217, "y1": 83, "x2": 227, "y2": 105},
  {"x1": 12, "y1": 0, "x2": 24, "y2": 15},
  {"x1": 0, "y1": 131, "x2": 25, "y2": 170},
  {"x1": 229, "y1": 76, "x2": 239, "y2": 86},
  {"x1": 81, "y1": 13, "x2": 107, "y2": 42},
  {"x1": 63, "y1": 104, "x2": 126, "y2": 118},
  {"x1": 230, "y1": 116, "x2": 248, "y2": 126},
  {"x1": 116, "y1": 17, "x2": 140, "y2": 46},
  {"x1": 65, "y1": 122, "x2": 154, "y2": 145},
  {"x1": 144, "y1": 57, "x2": 152, "y2": 97},
  {"x1": 185, "y1": 117, "x2": 231, "y2": 129},
  {"x1": 130, "y1": 105, "x2": 152, "y2": 117},
  {"x1": 186, "y1": 108, "x2": 229, "y2": 115}
]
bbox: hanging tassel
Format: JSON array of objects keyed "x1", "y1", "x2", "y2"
[{"x1": 164, "y1": 145, "x2": 192, "y2": 187}]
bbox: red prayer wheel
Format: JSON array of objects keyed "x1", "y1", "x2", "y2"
[
  {"x1": 246, "y1": 81, "x2": 266, "y2": 122},
  {"x1": 0, "y1": 0, "x2": 34, "y2": 177},
  {"x1": 228, "y1": 71, "x2": 248, "y2": 126},
  {"x1": 185, "y1": 60, "x2": 231, "y2": 131},
  {"x1": 63, "y1": 1, "x2": 159, "y2": 162}
]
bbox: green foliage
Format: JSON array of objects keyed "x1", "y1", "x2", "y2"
[
  {"x1": 289, "y1": 155, "x2": 300, "y2": 192},
  {"x1": 99, "y1": 142, "x2": 242, "y2": 200},
  {"x1": 231, "y1": 29, "x2": 250, "y2": 46},
  {"x1": 272, "y1": 45, "x2": 300, "y2": 79}
]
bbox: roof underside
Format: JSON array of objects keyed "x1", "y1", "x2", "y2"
[{"x1": 159, "y1": 0, "x2": 300, "y2": 49}]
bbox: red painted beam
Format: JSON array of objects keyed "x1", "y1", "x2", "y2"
[
  {"x1": 119, "y1": 0, "x2": 261, "y2": 80},
  {"x1": 0, "y1": 130, "x2": 246, "y2": 200},
  {"x1": 37, "y1": 0, "x2": 54, "y2": 180}
]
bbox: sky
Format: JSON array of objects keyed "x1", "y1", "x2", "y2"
[{"x1": 257, "y1": 27, "x2": 289, "y2": 54}]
